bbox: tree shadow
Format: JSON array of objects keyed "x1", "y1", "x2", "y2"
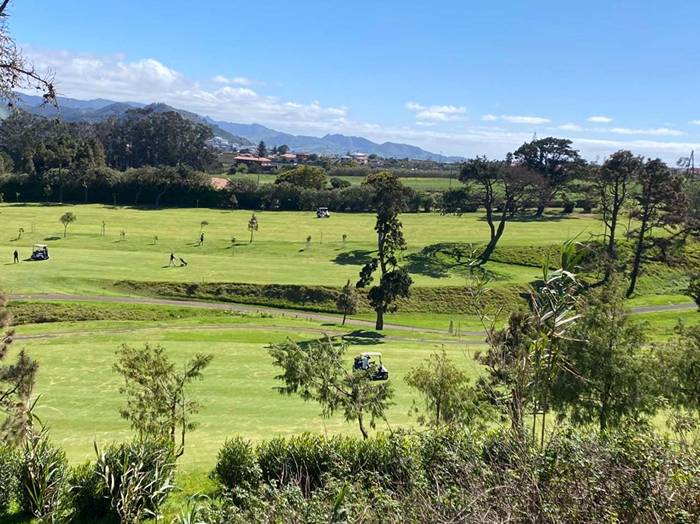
[
  {"x1": 475, "y1": 212, "x2": 568, "y2": 223},
  {"x1": 333, "y1": 249, "x2": 374, "y2": 266},
  {"x1": 341, "y1": 330, "x2": 386, "y2": 346},
  {"x1": 44, "y1": 236, "x2": 61, "y2": 241}
]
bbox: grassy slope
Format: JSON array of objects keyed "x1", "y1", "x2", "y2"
[{"x1": 0, "y1": 203, "x2": 605, "y2": 295}]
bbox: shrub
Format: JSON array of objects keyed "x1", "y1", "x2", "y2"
[
  {"x1": 213, "y1": 437, "x2": 261, "y2": 493},
  {"x1": 0, "y1": 445, "x2": 19, "y2": 515},
  {"x1": 69, "y1": 461, "x2": 111, "y2": 521},
  {"x1": 95, "y1": 439, "x2": 176, "y2": 524},
  {"x1": 18, "y1": 430, "x2": 71, "y2": 521}
]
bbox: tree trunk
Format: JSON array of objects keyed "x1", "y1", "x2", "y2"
[
  {"x1": 626, "y1": 220, "x2": 647, "y2": 297},
  {"x1": 535, "y1": 204, "x2": 545, "y2": 217},
  {"x1": 375, "y1": 309, "x2": 384, "y2": 331},
  {"x1": 358, "y1": 414, "x2": 368, "y2": 439},
  {"x1": 249, "y1": 230, "x2": 254, "y2": 244},
  {"x1": 342, "y1": 311, "x2": 347, "y2": 326}
]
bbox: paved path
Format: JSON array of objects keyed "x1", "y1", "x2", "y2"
[{"x1": 8, "y1": 293, "x2": 695, "y2": 337}]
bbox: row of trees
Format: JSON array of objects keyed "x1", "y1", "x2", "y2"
[{"x1": 448, "y1": 138, "x2": 698, "y2": 296}]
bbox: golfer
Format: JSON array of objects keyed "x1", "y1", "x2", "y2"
[{"x1": 13, "y1": 250, "x2": 19, "y2": 264}]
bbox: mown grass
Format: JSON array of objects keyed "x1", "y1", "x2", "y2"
[
  {"x1": 0, "y1": 203, "x2": 605, "y2": 294},
  {"x1": 14, "y1": 311, "x2": 480, "y2": 472}
]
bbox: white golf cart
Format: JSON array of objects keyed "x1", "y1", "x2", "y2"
[
  {"x1": 316, "y1": 207, "x2": 331, "y2": 218},
  {"x1": 30, "y1": 244, "x2": 49, "y2": 261},
  {"x1": 353, "y1": 352, "x2": 389, "y2": 381}
]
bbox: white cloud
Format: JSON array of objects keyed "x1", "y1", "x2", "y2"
[
  {"x1": 609, "y1": 127, "x2": 685, "y2": 137},
  {"x1": 212, "y1": 75, "x2": 253, "y2": 86},
  {"x1": 587, "y1": 115, "x2": 613, "y2": 123},
  {"x1": 406, "y1": 101, "x2": 466, "y2": 121},
  {"x1": 16, "y1": 46, "x2": 700, "y2": 164},
  {"x1": 690, "y1": 120, "x2": 700, "y2": 125},
  {"x1": 22, "y1": 47, "x2": 347, "y2": 129},
  {"x1": 481, "y1": 114, "x2": 550, "y2": 125},
  {"x1": 559, "y1": 123, "x2": 582, "y2": 131}
]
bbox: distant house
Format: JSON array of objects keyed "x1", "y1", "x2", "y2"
[
  {"x1": 279, "y1": 152, "x2": 297, "y2": 162},
  {"x1": 234, "y1": 155, "x2": 272, "y2": 168},
  {"x1": 351, "y1": 152, "x2": 369, "y2": 165}
]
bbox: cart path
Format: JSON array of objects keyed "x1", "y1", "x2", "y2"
[
  {"x1": 12, "y1": 322, "x2": 482, "y2": 347},
  {"x1": 8, "y1": 293, "x2": 474, "y2": 335},
  {"x1": 8, "y1": 293, "x2": 696, "y2": 337}
]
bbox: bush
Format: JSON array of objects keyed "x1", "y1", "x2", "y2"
[
  {"x1": 69, "y1": 461, "x2": 111, "y2": 521},
  {"x1": 95, "y1": 439, "x2": 176, "y2": 523},
  {"x1": 18, "y1": 430, "x2": 71, "y2": 521},
  {"x1": 213, "y1": 437, "x2": 261, "y2": 493},
  {"x1": 0, "y1": 445, "x2": 19, "y2": 515}
]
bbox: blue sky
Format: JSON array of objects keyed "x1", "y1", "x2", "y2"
[{"x1": 8, "y1": 0, "x2": 700, "y2": 160}]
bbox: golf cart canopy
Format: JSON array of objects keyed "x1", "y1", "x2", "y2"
[{"x1": 33, "y1": 244, "x2": 47, "y2": 250}]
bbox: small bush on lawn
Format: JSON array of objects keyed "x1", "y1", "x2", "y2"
[{"x1": 213, "y1": 437, "x2": 261, "y2": 495}]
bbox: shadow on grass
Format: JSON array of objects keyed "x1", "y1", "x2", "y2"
[
  {"x1": 475, "y1": 212, "x2": 569, "y2": 223},
  {"x1": 333, "y1": 249, "x2": 374, "y2": 266},
  {"x1": 341, "y1": 330, "x2": 385, "y2": 346},
  {"x1": 44, "y1": 236, "x2": 61, "y2": 241}
]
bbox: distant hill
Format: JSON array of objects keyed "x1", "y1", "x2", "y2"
[
  {"x1": 11, "y1": 94, "x2": 462, "y2": 161},
  {"x1": 13, "y1": 94, "x2": 251, "y2": 147}
]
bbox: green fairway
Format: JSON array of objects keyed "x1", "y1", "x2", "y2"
[
  {"x1": 16, "y1": 310, "x2": 481, "y2": 472},
  {"x1": 0, "y1": 203, "x2": 605, "y2": 295}
]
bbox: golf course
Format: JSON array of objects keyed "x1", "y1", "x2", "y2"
[{"x1": 0, "y1": 202, "x2": 696, "y2": 473}]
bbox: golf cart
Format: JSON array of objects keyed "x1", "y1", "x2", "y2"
[
  {"x1": 30, "y1": 244, "x2": 49, "y2": 261},
  {"x1": 353, "y1": 352, "x2": 389, "y2": 381},
  {"x1": 316, "y1": 207, "x2": 331, "y2": 218}
]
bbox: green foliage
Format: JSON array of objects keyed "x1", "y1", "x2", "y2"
[
  {"x1": 0, "y1": 293, "x2": 38, "y2": 445},
  {"x1": 209, "y1": 428, "x2": 700, "y2": 523},
  {"x1": 114, "y1": 344, "x2": 213, "y2": 456},
  {"x1": 212, "y1": 437, "x2": 261, "y2": 494},
  {"x1": 0, "y1": 445, "x2": 19, "y2": 515},
  {"x1": 269, "y1": 337, "x2": 394, "y2": 438},
  {"x1": 276, "y1": 165, "x2": 328, "y2": 190},
  {"x1": 59, "y1": 211, "x2": 76, "y2": 237},
  {"x1": 68, "y1": 461, "x2": 111, "y2": 521},
  {"x1": 95, "y1": 439, "x2": 176, "y2": 524},
  {"x1": 552, "y1": 283, "x2": 660, "y2": 430},
  {"x1": 336, "y1": 279, "x2": 358, "y2": 325},
  {"x1": 357, "y1": 172, "x2": 413, "y2": 329},
  {"x1": 687, "y1": 273, "x2": 700, "y2": 308},
  {"x1": 18, "y1": 429, "x2": 71, "y2": 521},
  {"x1": 405, "y1": 349, "x2": 483, "y2": 427}
]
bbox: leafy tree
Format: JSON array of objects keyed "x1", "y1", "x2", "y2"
[
  {"x1": 113, "y1": 344, "x2": 213, "y2": 457},
  {"x1": 336, "y1": 280, "x2": 359, "y2": 326},
  {"x1": 96, "y1": 109, "x2": 216, "y2": 170},
  {"x1": 356, "y1": 172, "x2": 412, "y2": 330},
  {"x1": 59, "y1": 211, "x2": 76, "y2": 237},
  {"x1": 513, "y1": 137, "x2": 582, "y2": 216},
  {"x1": 269, "y1": 337, "x2": 393, "y2": 438},
  {"x1": 405, "y1": 349, "x2": 483, "y2": 427},
  {"x1": 0, "y1": 292, "x2": 38, "y2": 444},
  {"x1": 277, "y1": 144, "x2": 289, "y2": 155},
  {"x1": 551, "y1": 283, "x2": 659, "y2": 430},
  {"x1": 275, "y1": 165, "x2": 328, "y2": 190},
  {"x1": 248, "y1": 213, "x2": 259, "y2": 243},
  {"x1": 256, "y1": 140, "x2": 267, "y2": 158},
  {"x1": 626, "y1": 158, "x2": 685, "y2": 297},
  {"x1": 687, "y1": 274, "x2": 700, "y2": 309},
  {"x1": 656, "y1": 324, "x2": 700, "y2": 441},
  {"x1": 458, "y1": 156, "x2": 538, "y2": 263},
  {"x1": 596, "y1": 150, "x2": 643, "y2": 281},
  {"x1": 477, "y1": 241, "x2": 583, "y2": 442}
]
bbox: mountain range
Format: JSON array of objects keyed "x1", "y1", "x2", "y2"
[{"x1": 12, "y1": 93, "x2": 462, "y2": 162}]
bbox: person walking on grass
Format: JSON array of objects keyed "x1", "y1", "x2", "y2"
[
  {"x1": 13, "y1": 250, "x2": 19, "y2": 264},
  {"x1": 169, "y1": 253, "x2": 176, "y2": 266}
]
